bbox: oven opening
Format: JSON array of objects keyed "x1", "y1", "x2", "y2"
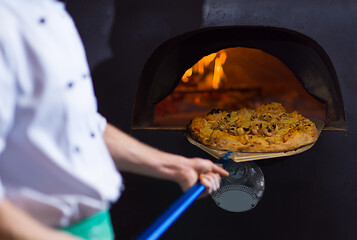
[
  {"x1": 153, "y1": 47, "x2": 325, "y2": 128},
  {"x1": 133, "y1": 27, "x2": 346, "y2": 131}
]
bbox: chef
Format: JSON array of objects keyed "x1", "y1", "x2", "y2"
[{"x1": 0, "y1": 0, "x2": 228, "y2": 239}]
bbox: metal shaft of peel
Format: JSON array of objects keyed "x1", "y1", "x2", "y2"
[
  {"x1": 136, "y1": 182, "x2": 206, "y2": 240},
  {"x1": 136, "y1": 150, "x2": 235, "y2": 240}
]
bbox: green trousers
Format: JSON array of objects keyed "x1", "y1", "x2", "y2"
[{"x1": 61, "y1": 210, "x2": 115, "y2": 240}]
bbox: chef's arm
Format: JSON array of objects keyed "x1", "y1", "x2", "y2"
[
  {"x1": 0, "y1": 198, "x2": 81, "y2": 240},
  {"x1": 103, "y1": 123, "x2": 229, "y2": 194}
]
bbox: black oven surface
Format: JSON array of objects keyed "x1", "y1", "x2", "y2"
[{"x1": 67, "y1": 0, "x2": 357, "y2": 239}]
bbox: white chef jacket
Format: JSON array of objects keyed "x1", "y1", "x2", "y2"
[{"x1": 0, "y1": 0, "x2": 122, "y2": 227}]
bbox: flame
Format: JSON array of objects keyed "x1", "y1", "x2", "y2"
[
  {"x1": 181, "y1": 51, "x2": 226, "y2": 89},
  {"x1": 197, "y1": 59, "x2": 204, "y2": 74},
  {"x1": 202, "y1": 53, "x2": 217, "y2": 65},
  {"x1": 219, "y1": 51, "x2": 227, "y2": 64},
  {"x1": 212, "y1": 52, "x2": 226, "y2": 89},
  {"x1": 182, "y1": 68, "x2": 192, "y2": 83}
]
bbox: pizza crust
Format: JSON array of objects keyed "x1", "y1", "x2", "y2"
[{"x1": 187, "y1": 102, "x2": 319, "y2": 153}]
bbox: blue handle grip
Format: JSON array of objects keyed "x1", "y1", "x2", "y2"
[{"x1": 136, "y1": 182, "x2": 206, "y2": 240}]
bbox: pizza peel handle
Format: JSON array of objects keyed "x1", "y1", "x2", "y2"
[{"x1": 136, "y1": 182, "x2": 206, "y2": 240}]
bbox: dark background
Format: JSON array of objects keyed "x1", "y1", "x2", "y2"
[{"x1": 66, "y1": 0, "x2": 357, "y2": 239}]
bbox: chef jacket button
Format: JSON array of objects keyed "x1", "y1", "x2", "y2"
[
  {"x1": 82, "y1": 73, "x2": 89, "y2": 79},
  {"x1": 74, "y1": 146, "x2": 81, "y2": 153},
  {"x1": 39, "y1": 18, "x2": 46, "y2": 24},
  {"x1": 66, "y1": 81, "x2": 74, "y2": 89},
  {"x1": 90, "y1": 132, "x2": 95, "y2": 138}
]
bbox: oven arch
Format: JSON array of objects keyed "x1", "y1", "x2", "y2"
[{"x1": 133, "y1": 26, "x2": 345, "y2": 130}]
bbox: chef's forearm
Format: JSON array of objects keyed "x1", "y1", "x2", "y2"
[
  {"x1": 102, "y1": 123, "x2": 228, "y2": 194},
  {"x1": 0, "y1": 198, "x2": 81, "y2": 240},
  {"x1": 103, "y1": 123, "x2": 185, "y2": 182}
]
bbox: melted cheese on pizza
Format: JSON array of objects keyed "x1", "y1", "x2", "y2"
[{"x1": 187, "y1": 102, "x2": 319, "y2": 152}]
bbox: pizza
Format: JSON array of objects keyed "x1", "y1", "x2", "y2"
[{"x1": 187, "y1": 102, "x2": 319, "y2": 153}]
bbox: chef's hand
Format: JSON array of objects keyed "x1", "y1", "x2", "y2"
[{"x1": 176, "y1": 157, "x2": 229, "y2": 198}]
